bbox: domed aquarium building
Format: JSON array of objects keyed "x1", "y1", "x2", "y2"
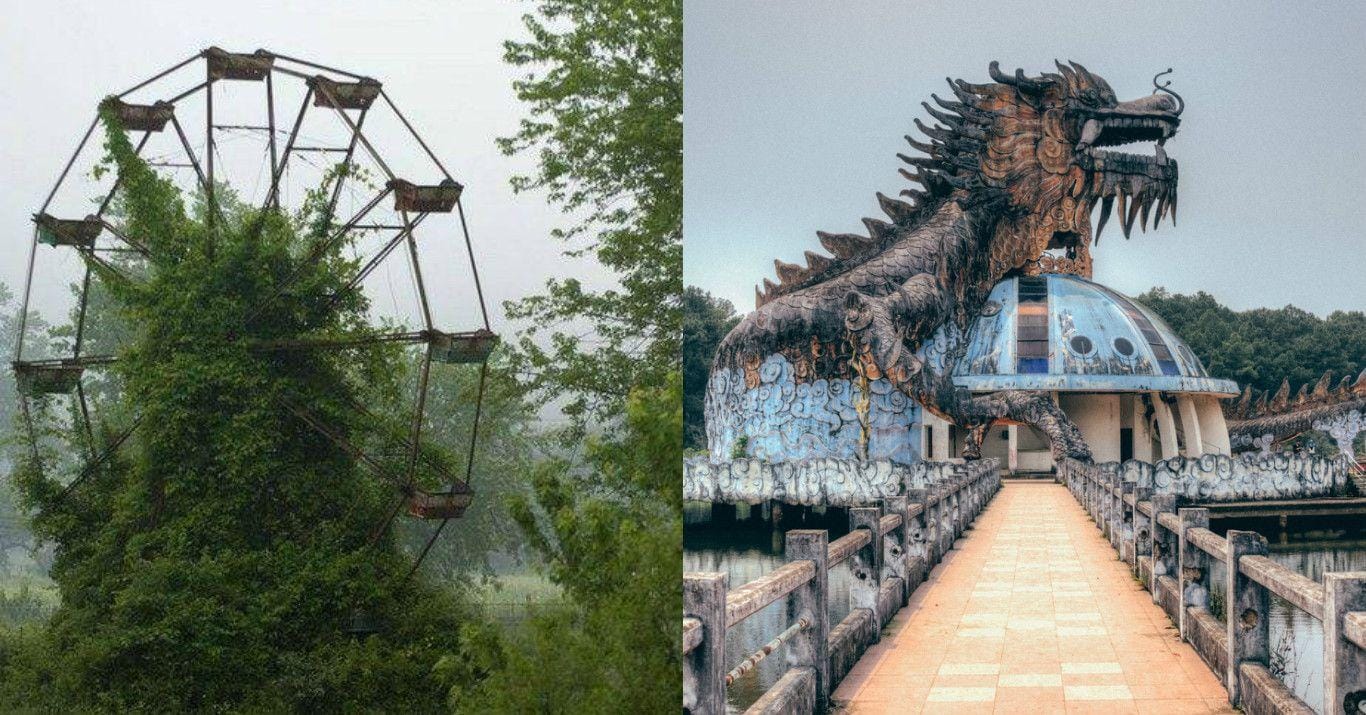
[{"x1": 920, "y1": 273, "x2": 1238, "y2": 473}]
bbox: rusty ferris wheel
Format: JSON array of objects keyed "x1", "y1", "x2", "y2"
[{"x1": 11, "y1": 47, "x2": 498, "y2": 574}]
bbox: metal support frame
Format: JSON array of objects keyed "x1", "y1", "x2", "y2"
[{"x1": 19, "y1": 48, "x2": 498, "y2": 593}]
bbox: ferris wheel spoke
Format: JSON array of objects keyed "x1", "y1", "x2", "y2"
[
  {"x1": 326, "y1": 213, "x2": 430, "y2": 316},
  {"x1": 51, "y1": 414, "x2": 145, "y2": 507},
  {"x1": 380, "y1": 90, "x2": 454, "y2": 183},
  {"x1": 313, "y1": 81, "x2": 393, "y2": 181},
  {"x1": 325, "y1": 105, "x2": 370, "y2": 222},
  {"x1": 116, "y1": 52, "x2": 200, "y2": 99},
  {"x1": 262, "y1": 86, "x2": 313, "y2": 212}
]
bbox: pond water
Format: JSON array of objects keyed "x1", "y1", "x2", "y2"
[
  {"x1": 1208, "y1": 523, "x2": 1366, "y2": 714},
  {"x1": 685, "y1": 501, "x2": 1366, "y2": 714}
]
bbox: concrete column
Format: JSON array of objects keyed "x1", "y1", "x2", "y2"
[
  {"x1": 1133, "y1": 485, "x2": 1153, "y2": 580},
  {"x1": 905, "y1": 488, "x2": 930, "y2": 587},
  {"x1": 1132, "y1": 395, "x2": 1155, "y2": 462},
  {"x1": 683, "y1": 572, "x2": 727, "y2": 715},
  {"x1": 786, "y1": 530, "x2": 830, "y2": 711},
  {"x1": 1177, "y1": 507, "x2": 1210, "y2": 640},
  {"x1": 931, "y1": 417, "x2": 950, "y2": 461},
  {"x1": 1007, "y1": 425, "x2": 1018, "y2": 474},
  {"x1": 848, "y1": 507, "x2": 883, "y2": 642},
  {"x1": 1194, "y1": 395, "x2": 1231, "y2": 456},
  {"x1": 1224, "y1": 530, "x2": 1269, "y2": 706},
  {"x1": 1176, "y1": 395, "x2": 1205, "y2": 456},
  {"x1": 1323, "y1": 571, "x2": 1366, "y2": 714},
  {"x1": 1151, "y1": 494, "x2": 1178, "y2": 604},
  {"x1": 1153, "y1": 395, "x2": 1180, "y2": 459},
  {"x1": 881, "y1": 497, "x2": 910, "y2": 606}
]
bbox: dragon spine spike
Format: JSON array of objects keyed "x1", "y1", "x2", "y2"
[
  {"x1": 1356, "y1": 367, "x2": 1366, "y2": 392},
  {"x1": 1312, "y1": 370, "x2": 1334, "y2": 399},
  {"x1": 803, "y1": 250, "x2": 833, "y2": 273},
  {"x1": 877, "y1": 192, "x2": 917, "y2": 223},
  {"x1": 817, "y1": 231, "x2": 871, "y2": 260},
  {"x1": 862, "y1": 218, "x2": 896, "y2": 243},
  {"x1": 774, "y1": 258, "x2": 804, "y2": 284},
  {"x1": 1270, "y1": 378, "x2": 1291, "y2": 411}
]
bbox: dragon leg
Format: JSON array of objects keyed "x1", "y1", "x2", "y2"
[{"x1": 843, "y1": 277, "x2": 1094, "y2": 462}]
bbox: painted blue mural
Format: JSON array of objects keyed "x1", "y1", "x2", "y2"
[{"x1": 705, "y1": 354, "x2": 922, "y2": 464}]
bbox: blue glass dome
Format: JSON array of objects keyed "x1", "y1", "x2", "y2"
[{"x1": 948, "y1": 274, "x2": 1239, "y2": 396}]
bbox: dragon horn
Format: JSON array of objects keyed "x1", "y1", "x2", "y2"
[{"x1": 1152, "y1": 68, "x2": 1185, "y2": 116}]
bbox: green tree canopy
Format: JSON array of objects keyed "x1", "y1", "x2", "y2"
[
  {"x1": 452, "y1": 0, "x2": 683, "y2": 711},
  {"x1": 500, "y1": 0, "x2": 683, "y2": 428},
  {"x1": 683, "y1": 286, "x2": 739, "y2": 451}
]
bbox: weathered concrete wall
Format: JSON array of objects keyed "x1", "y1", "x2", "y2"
[
  {"x1": 683, "y1": 457, "x2": 996, "y2": 506},
  {"x1": 1061, "y1": 393, "x2": 1122, "y2": 462},
  {"x1": 704, "y1": 354, "x2": 921, "y2": 464},
  {"x1": 1104, "y1": 452, "x2": 1348, "y2": 503}
]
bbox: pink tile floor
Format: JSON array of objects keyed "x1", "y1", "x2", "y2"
[{"x1": 833, "y1": 480, "x2": 1234, "y2": 714}]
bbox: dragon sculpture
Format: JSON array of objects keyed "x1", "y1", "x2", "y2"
[
  {"x1": 1226, "y1": 369, "x2": 1366, "y2": 459},
  {"x1": 707, "y1": 61, "x2": 1184, "y2": 462}
]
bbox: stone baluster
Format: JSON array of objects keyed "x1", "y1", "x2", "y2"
[
  {"x1": 1223, "y1": 530, "x2": 1269, "y2": 706},
  {"x1": 683, "y1": 572, "x2": 727, "y2": 715},
  {"x1": 786, "y1": 530, "x2": 830, "y2": 712}
]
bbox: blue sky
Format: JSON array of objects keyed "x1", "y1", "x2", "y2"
[{"x1": 684, "y1": 1, "x2": 1366, "y2": 316}]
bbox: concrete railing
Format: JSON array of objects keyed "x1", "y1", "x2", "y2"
[
  {"x1": 682, "y1": 459, "x2": 1000, "y2": 714},
  {"x1": 1060, "y1": 458, "x2": 1366, "y2": 715}
]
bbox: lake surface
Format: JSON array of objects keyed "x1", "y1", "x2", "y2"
[{"x1": 685, "y1": 501, "x2": 1366, "y2": 714}]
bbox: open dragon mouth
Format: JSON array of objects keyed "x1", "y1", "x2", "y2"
[{"x1": 1075, "y1": 113, "x2": 1180, "y2": 240}]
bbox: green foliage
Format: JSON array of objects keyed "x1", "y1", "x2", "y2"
[
  {"x1": 1, "y1": 109, "x2": 478, "y2": 711},
  {"x1": 400, "y1": 350, "x2": 538, "y2": 578},
  {"x1": 683, "y1": 286, "x2": 739, "y2": 450},
  {"x1": 457, "y1": 0, "x2": 683, "y2": 710},
  {"x1": 445, "y1": 375, "x2": 681, "y2": 713},
  {"x1": 1136, "y1": 288, "x2": 1366, "y2": 392},
  {"x1": 499, "y1": 0, "x2": 683, "y2": 428}
]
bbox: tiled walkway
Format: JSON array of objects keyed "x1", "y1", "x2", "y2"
[{"x1": 833, "y1": 480, "x2": 1232, "y2": 714}]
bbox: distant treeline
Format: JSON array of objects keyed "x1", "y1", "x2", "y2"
[
  {"x1": 1134, "y1": 288, "x2": 1366, "y2": 395},
  {"x1": 683, "y1": 284, "x2": 1366, "y2": 450}
]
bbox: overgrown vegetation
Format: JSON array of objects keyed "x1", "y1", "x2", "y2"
[{"x1": 1, "y1": 109, "x2": 481, "y2": 711}]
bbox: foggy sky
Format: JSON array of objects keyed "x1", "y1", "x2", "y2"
[
  {"x1": 684, "y1": 0, "x2": 1366, "y2": 317},
  {"x1": 0, "y1": 1, "x2": 612, "y2": 344}
]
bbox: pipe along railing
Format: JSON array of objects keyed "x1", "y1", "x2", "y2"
[
  {"x1": 1060, "y1": 458, "x2": 1366, "y2": 715},
  {"x1": 683, "y1": 459, "x2": 1001, "y2": 715}
]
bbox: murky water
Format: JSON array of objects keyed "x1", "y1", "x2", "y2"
[{"x1": 685, "y1": 502, "x2": 1366, "y2": 714}]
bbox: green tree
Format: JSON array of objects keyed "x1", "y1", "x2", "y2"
[
  {"x1": 683, "y1": 286, "x2": 739, "y2": 451},
  {"x1": 499, "y1": 0, "x2": 683, "y2": 429},
  {"x1": 2, "y1": 111, "x2": 480, "y2": 711},
  {"x1": 452, "y1": 0, "x2": 682, "y2": 711}
]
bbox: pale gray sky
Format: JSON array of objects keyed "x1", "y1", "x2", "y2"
[
  {"x1": 0, "y1": 1, "x2": 610, "y2": 348},
  {"x1": 684, "y1": 0, "x2": 1366, "y2": 316}
]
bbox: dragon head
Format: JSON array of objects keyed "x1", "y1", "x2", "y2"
[{"x1": 913, "y1": 60, "x2": 1182, "y2": 278}]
